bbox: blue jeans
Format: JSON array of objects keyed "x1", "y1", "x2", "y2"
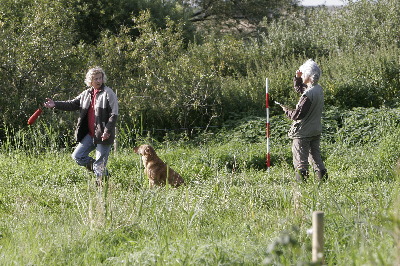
[{"x1": 71, "y1": 134, "x2": 112, "y2": 178}]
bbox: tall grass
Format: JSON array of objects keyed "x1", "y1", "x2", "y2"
[{"x1": 0, "y1": 107, "x2": 399, "y2": 264}]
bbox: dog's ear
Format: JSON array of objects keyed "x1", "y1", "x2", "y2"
[{"x1": 134, "y1": 146, "x2": 139, "y2": 154}]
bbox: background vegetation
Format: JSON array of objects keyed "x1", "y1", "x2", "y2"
[
  {"x1": 0, "y1": 0, "x2": 399, "y2": 143},
  {"x1": 1, "y1": 0, "x2": 400, "y2": 264}
]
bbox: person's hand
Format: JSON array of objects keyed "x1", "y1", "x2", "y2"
[
  {"x1": 44, "y1": 98, "x2": 55, "y2": 108},
  {"x1": 101, "y1": 132, "x2": 110, "y2": 141},
  {"x1": 296, "y1": 70, "x2": 302, "y2": 78}
]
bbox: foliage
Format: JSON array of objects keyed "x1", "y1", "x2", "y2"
[
  {"x1": 1, "y1": 0, "x2": 400, "y2": 142},
  {"x1": 0, "y1": 0, "x2": 86, "y2": 131},
  {"x1": 188, "y1": 0, "x2": 299, "y2": 24},
  {"x1": 59, "y1": 0, "x2": 194, "y2": 45},
  {"x1": 260, "y1": 0, "x2": 400, "y2": 54},
  {"x1": 321, "y1": 47, "x2": 400, "y2": 108},
  {"x1": 335, "y1": 107, "x2": 400, "y2": 145}
]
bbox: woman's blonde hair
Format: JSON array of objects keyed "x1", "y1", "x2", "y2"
[
  {"x1": 299, "y1": 59, "x2": 321, "y2": 84},
  {"x1": 84, "y1": 67, "x2": 107, "y2": 87}
]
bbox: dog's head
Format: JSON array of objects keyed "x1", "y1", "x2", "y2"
[{"x1": 134, "y1": 144, "x2": 156, "y2": 157}]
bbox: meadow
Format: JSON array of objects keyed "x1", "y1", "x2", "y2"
[
  {"x1": 1, "y1": 1, "x2": 400, "y2": 264},
  {"x1": 0, "y1": 107, "x2": 399, "y2": 265}
]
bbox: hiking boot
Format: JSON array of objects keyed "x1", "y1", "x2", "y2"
[
  {"x1": 316, "y1": 169, "x2": 328, "y2": 182},
  {"x1": 96, "y1": 177, "x2": 102, "y2": 187},
  {"x1": 95, "y1": 170, "x2": 110, "y2": 187},
  {"x1": 85, "y1": 158, "x2": 95, "y2": 173},
  {"x1": 295, "y1": 169, "x2": 309, "y2": 182}
]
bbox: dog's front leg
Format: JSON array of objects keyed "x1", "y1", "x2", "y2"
[{"x1": 149, "y1": 179, "x2": 155, "y2": 188}]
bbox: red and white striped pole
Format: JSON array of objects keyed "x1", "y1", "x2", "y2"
[{"x1": 266, "y1": 78, "x2": 271, "y2": 170}]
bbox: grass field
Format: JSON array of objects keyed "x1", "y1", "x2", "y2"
[{"x1": 0, "y1": 108, "x2": 399, "y2": 265}]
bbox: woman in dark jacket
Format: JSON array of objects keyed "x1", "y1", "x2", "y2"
[{"x1": 44, "y1": 67, "x2": 118, "y2": 185}]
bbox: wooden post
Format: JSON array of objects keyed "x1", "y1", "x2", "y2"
[{"x1": 312, "y1": 211, "x2": 324, "y2": 264}]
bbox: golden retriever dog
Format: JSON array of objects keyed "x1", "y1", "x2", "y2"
[{"x1": 134, "y1": 144, "x2": 184, "y2": 188}]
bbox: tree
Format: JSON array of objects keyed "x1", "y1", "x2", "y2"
[
  {"x1": 59, "y1": 0, "x2": 195, "y2": 44},
  {"x1": 188, "y1": 0, "x2": 300, "y2": 24},
  {"x1": 0, "y1": 0, "x2": 85, "y2": 129}
]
